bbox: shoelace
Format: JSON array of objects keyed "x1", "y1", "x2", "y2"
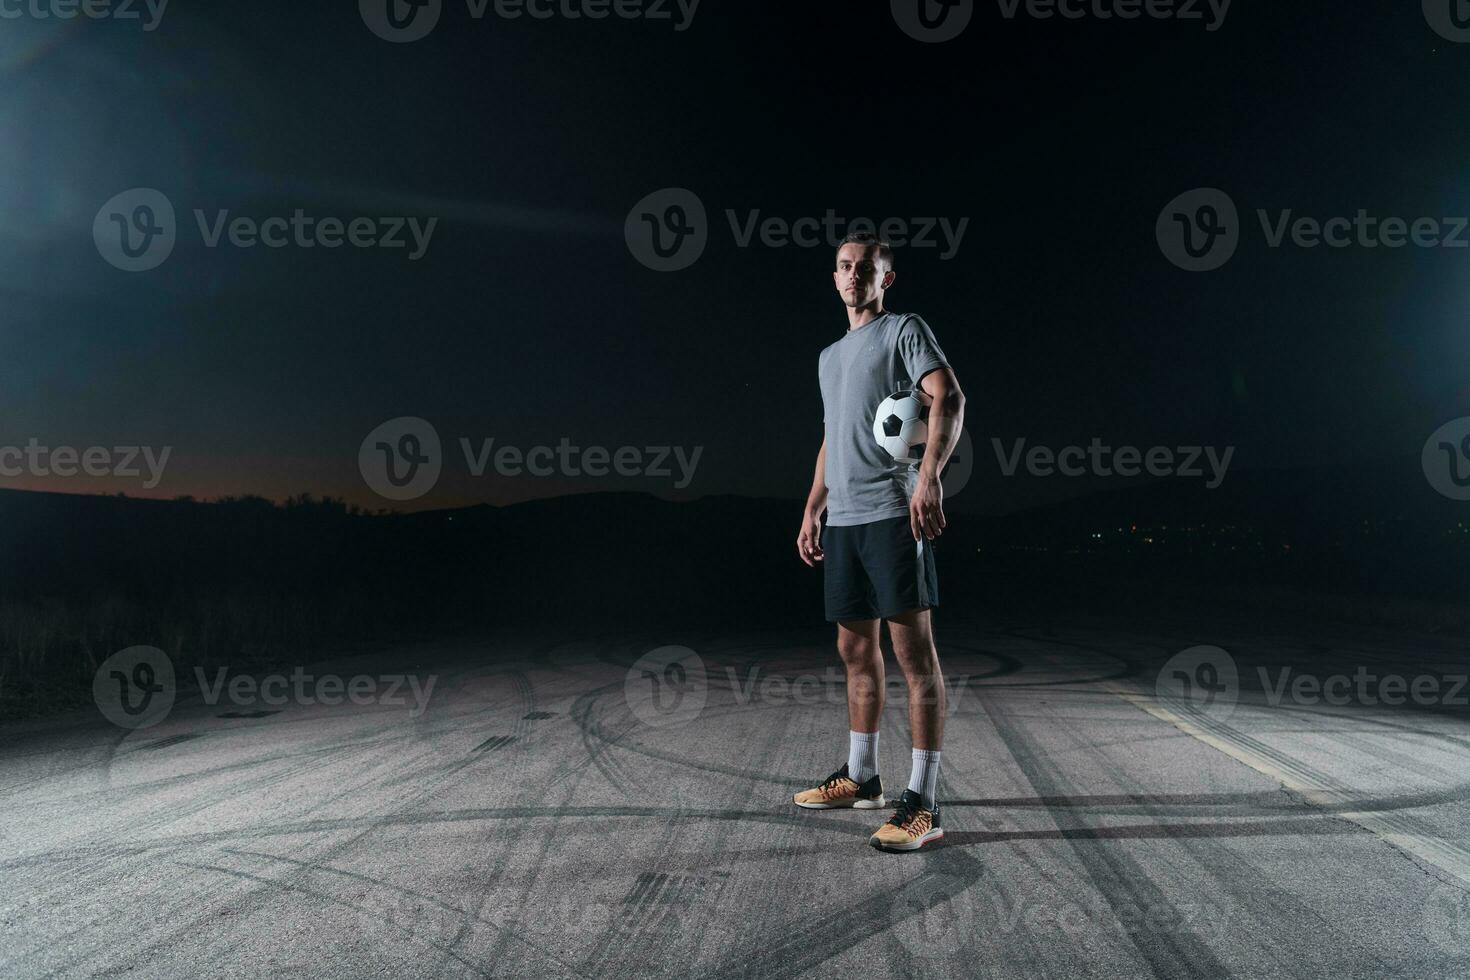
[
  {"x1": 888, "y1": 798, "x2": 925, "y2": 828},
  {"x1": 820, "y1": 769, "x2": 847, "y2": 788},
  {"x1": 818, "y1": 769, "x2": 850, "y2": 798}
]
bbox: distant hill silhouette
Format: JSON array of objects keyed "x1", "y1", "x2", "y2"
[{"x1": 1, "y1": 460, "x2": 1465, "y2": 715}]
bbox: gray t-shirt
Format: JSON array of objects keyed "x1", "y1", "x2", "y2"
[{"x1": 818, "y1": 311, "x2": 950, "y2": 527}]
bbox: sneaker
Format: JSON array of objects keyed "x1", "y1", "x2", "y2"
[
  {"x1": 869, "y1": 789, "x2": 943, "y2": 851},
  {"x1": 793, "y1": 763, "x2": 885, "y2": 810}
]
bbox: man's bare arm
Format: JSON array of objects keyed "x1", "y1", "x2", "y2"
[
  {"x1": 918, "y1": 368, "x2": 965, "y2": 484},
  {"x1": 797, "y1": 432, "x2": 828, "y2": 565},
  {"x1": 805, "y1": 432, "x2": 828, "y2": 518},
  {"x1": 910, "y1": 368, "x2": 966, "y2": 540}
]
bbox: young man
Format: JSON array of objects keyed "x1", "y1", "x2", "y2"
[{"x1": 794, "y1": 232, "x2": 966, "y2": 853}]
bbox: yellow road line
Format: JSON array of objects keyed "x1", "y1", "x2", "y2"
[{"x1": 1107, "y1": 683, "x2": 1470, "y2": 890}]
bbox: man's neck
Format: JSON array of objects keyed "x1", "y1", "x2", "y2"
[{"x1": 846, "y1": 303, "x2": 886, "y2": 332}]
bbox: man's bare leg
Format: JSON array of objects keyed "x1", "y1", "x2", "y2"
[
  {"x1": 887, "y1": 608, "x2": 945, "y2": 749},
  {"x1": 869, "y1": 608, "x2": 946, "y2": 849},
  {"x1": 837, "y1": 619, "x2": 884, "y2": 734},
  {"x1": 792, "y1": 619, "x2": 886, "y2": 808}
]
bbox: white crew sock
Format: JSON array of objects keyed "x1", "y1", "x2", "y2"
[
  {"x1": 848, "y1": 730, "x2": 879, "y2": 783},
  {"x1": 908, "y1": 748, "x2": 941, "y2": 809}
]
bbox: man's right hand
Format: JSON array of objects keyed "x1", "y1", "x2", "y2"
[{"x1": 797, "y1": 512, "x2": 825, "y2": 567}]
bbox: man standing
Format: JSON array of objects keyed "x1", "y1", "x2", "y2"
[{"x1": 794, "y1": 232, "x2": 966, "y2": 853}]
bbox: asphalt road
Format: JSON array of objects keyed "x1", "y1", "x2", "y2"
[{"x1": 4, "y1": 610, "x2": 1470, "y2": 978}]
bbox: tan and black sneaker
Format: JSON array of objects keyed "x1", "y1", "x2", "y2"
[
  {"x1": 793, "y1": 763, "x2": 885, "y2": 810},
  {"x1": 869, "y1": 789, "x2": 943, "y2": 851}
]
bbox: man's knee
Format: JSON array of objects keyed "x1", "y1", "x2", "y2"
[
  {"x1": 893, "y1": 641, "x2": 940, "y2": 680},
  {"x1": 888, "y1": 612, "x2": 936, "y2": 671},
  {"x1": 837, "y1": 631, "x2": 879, "y2": 667}
]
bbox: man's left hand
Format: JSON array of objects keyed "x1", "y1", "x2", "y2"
[{"x1": 909, "y1": 473, "x2": 946, "y2": 541}]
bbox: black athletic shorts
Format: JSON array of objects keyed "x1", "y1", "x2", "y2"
[{"x1": 822, "y1": 515, "x2": 939, "y2": 623}]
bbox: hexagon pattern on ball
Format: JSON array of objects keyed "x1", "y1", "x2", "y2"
[{"x1": 872, "y1": 388, "x2": 932, "y2": 465}]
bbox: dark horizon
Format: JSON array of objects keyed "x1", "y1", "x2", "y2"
[
  {"x1": 0, "y1": 445, "x2": 1449, "y2": 518},
  {"x1": 6, "y1": 3, "x2": 1470, "y2": 514}
]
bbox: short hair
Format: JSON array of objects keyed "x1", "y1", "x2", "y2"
[{"x1": 837, "y1": 231, "x2": 894, "y2": 270}]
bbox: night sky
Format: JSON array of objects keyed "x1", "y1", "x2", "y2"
[{"x1": 3, "y1": 2, "x2": 1468, "y2": 513}]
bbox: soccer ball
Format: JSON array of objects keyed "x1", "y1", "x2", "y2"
[{"x1": 873, "y1": 388, "x2": 932, "y2": 464}]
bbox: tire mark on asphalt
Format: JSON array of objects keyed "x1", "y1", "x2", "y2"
[
  {"x1": 212, "y1": 848, "x2": 595, "y2": 978},
  {"x1": 474, "y1": 638, "x2": 654, "y2": 973},
  {"x1": 34, "y1": 658, "x2": 556, "y2": 977},
  {"x1": 172, "y1": 859, "x2": 501, "y2": 978},
  {"x1": 1034, "y1": 693, "x2": 1409, "y2": 979},
  {"x1": 978, "y1": 686, "x2": 1233, "y2": 979},
  {"x1": 1114, "y1": 689, "x2": 1470, "y2": 892},
  {"x1": 0, "y1": 805, "x2": 887, "y2": 872}
]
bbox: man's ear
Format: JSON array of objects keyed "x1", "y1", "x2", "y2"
[{"x1": 883, "y1": 269, "x2": 897, "y2": 289}]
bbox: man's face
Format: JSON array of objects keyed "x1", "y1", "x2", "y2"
[{"x1": 833, "y1": 243, "x2": 894, "y2": 308}]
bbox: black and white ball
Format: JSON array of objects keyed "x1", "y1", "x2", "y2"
[{"x1": 873, "y1": 388, "x2": 932, "y2": 464}]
